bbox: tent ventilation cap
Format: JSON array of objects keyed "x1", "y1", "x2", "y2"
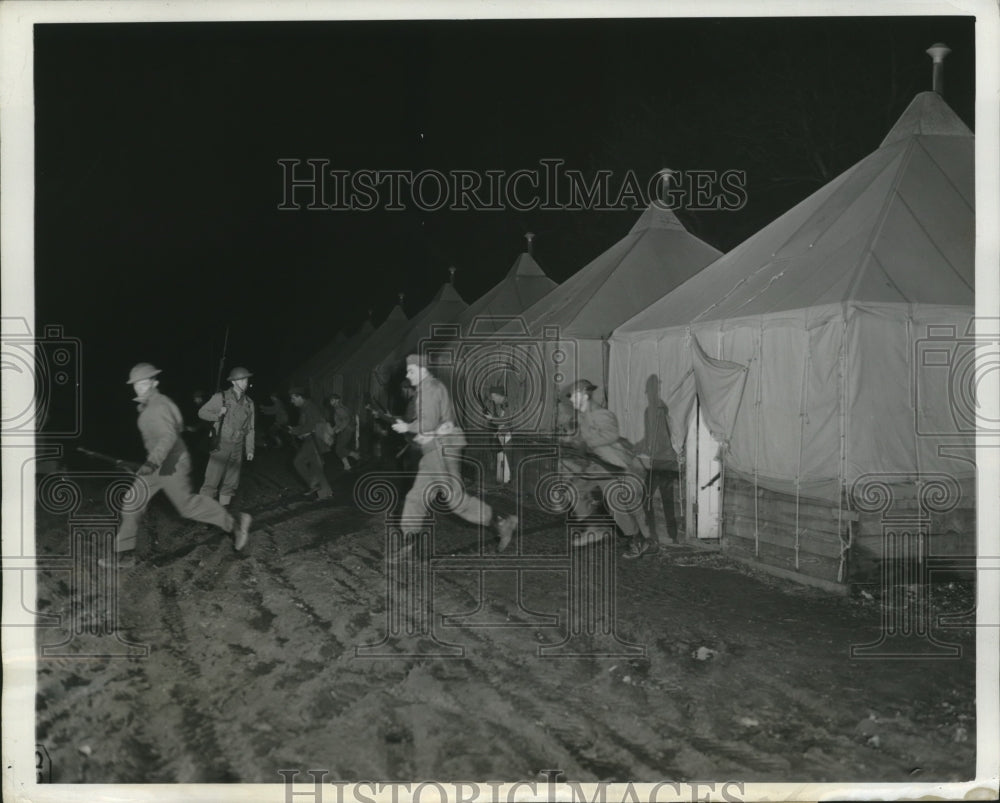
[{"x1": 926, "y1": 42, "x2": 951, "y2": 96}]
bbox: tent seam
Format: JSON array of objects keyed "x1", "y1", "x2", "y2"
[{"x1": 844, "y1": 139, "x2": 917, "y2": 302}]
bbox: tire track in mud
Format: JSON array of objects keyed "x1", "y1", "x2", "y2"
[
  {"x1": 169, "y1": 499, "x2": 800, "y2": 780},
  {"x1": 133, "y1": 492, "x2": 817, "y2": 780},
  {"x1": 247, "y1": 537, "x2": 345, "y2": 649},
  {"x1": 684, "y1": 735, "x2": 792, "y2": 775},
  {"x1": 364, "y1": 555, "x2": 684, "y2": 781},
  {"x1": 458, "y1": 632, "x2": 679, "y2": 780},
  {"x1": 152, "y1": 574, "x2": 240, "y2": 781},
  {"x1": 404, "y1": 546, "x2": 800, "y2": 779}
]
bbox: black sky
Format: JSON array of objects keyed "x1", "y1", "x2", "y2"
[{"x1": 31, "y1": 16, "x2": 975, "y2": 451}]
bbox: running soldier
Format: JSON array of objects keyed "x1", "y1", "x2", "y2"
[
  {"x1": 327, "y1": 393, "x2": 358, "y2": 471},
  {"x1": 100, "y1": 363, "x2": 251, "y2": 569},
  {"x1": 391, "y1": 354, "x2": 518, "y2": 556},
  {"x1": 288, "y1": 387, "x2": 333, "y2": 499}
]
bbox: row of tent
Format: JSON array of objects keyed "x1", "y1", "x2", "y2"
[{"x1": 289, "y1": 91, "x2": 975, "y2": 509}]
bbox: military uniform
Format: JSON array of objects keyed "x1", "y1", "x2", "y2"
[
  {"x1": 392, "y1": 356, "x2": 517, "y2": 553},
  {"x1": 291, "y1": 398, "x2": 332, "y2": 498},
  {"x1": 401, "y1": 374, "x2": 493, "y2": 527},
  {"x1": 199, "y1": 386, "x2": 255, "y2": 505},
  {"x1": 329, "y1": 399, "x2": 356, "y2": 468},
  {"x1": 115, "y1": 388, "x2": 240, "y2": 553},
  {"x1": 560, "y1": 400, "x2": 654, "y2": 544}
]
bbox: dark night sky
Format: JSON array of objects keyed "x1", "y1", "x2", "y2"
[{"x1": 31, "y1": 15, "x2": 975, "y2": 451}]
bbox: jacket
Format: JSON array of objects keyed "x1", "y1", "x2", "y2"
[
  {"x1": 199, "y1": 388, "x2": 255, "y2": 457},
  {"x1": 567, "y1": 403, "x2": 646, "y2": 475},
  {"x1": 291, "y1": 399, "x2": 330, "y2": 452},
  {"x1": 330, "y1": 403, "x2": 353, "y2": 434},
  {"x1": 135, "y1": 388, "x2": 187, "y2": 475},
  {"x1": 405, "y1": 375, "x2": 467, "y2": 454}
]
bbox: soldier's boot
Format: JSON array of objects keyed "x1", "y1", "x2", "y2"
[
  {"x1": 496, "y1": 514, "x2": 518, "y2": 552},
  {"x1": 233, "y1": 513, "x2": 252, "y2": 551}
]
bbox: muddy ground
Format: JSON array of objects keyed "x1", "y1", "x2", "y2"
[{"x1": 32, "y1": 447, "x2": 977, "y2": 785}]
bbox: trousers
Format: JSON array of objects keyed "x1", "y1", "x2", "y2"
[
  {"x1": 115, "y1": 452, "x2": 234, "y2": 553},
  {"x1": 400, "y1": 442, "x2": 492, "y2": 529},
  {"x1": 200, "y1": 438, "x2": 244, "y2": 505},
  {"x1": 293, "y1": 437, "x2": 331, "y2": 494},
  {"x1": 559, "y1": 455, "x2": 652, "y2": 538},
  {"x1": 333, "y1": 428, "x2": 355, "y2": 460}
]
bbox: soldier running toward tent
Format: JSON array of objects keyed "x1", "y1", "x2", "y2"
[
  {"x1": 101, "y1": 363, "x2": 251, "y2": 569},
  {"x1": 390, "y1": 354, "x2": 518, "y2": 557},
  {"x1": 326, "y1": 393, "x2": 359, "y2": 471},
  {"x1": 288, "y1": 387, "x2": 334, "y2": 499}
]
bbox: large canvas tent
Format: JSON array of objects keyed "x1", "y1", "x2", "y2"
[
  {"x1": 370, "y1": 282, "x2": 467, "y2": 408},
  {"x1": 307, "y1": 319, "x2": 375, "y2": 399},
  {"x1": 453, "y1": 249, "x2": 557, "y2": 337},
  {"x1": 287, "y1": 330, "x2": 346, "y2": 389},
  {"x1": 483, "y1": 202, "x2": 721, "y2": 432},
  {"x1": 427, "y1": 248, "x2": 557, "y2": 430},
  {"x1": 609, "y1": 92, "x2": 974, "y2": 583},
  {"x1": 323, "y1": 305, "x2": 408, "y2": 409}
]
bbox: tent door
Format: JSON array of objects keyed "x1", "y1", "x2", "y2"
[{"x1": 685, "y1": 398, "x2": 722, "y2": 540}]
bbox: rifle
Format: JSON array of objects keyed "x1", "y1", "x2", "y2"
[
  {"x1": 209, "y1": 326, "x2": 230, "y2": 451},
  {"x1": 365, "y1": 401, "x2": 402, "y2": 429},
  {"x1": 365, "y1": 402, "x2": 416, "y2": 458},
  {"x1": 76, "y1": 447, "x2": 141, "y2": 473}
]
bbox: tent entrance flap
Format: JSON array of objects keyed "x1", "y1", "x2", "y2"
[{"x1": 686, "y1": 397, "x2": 723, "y2": 541}]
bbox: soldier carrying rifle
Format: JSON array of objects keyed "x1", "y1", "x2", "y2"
[
  {"x1": 198, "y1": 366, "x2": 256, "y2": 507},
  {"x1": 100, "y1": 363, "x2": 251, "y2": 569}
]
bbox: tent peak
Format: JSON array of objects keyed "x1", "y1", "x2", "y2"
[
  {"x1": 432, "y1": 281, "x2": 465, "y2": 303},
  {"x1": 880, "y1": 91, "x2": 972, "y2": 148},
  {"x1": 628, "y1": 202, "x2": 688, "y2": 235},
  {"x1": 507, "y1": 251, "x2": 547, "y2": 278}
]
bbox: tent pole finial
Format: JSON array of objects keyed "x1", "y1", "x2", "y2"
[
  {"x1": 926, "y1": 42, "x2": 951, "y2": 96},
  {"x1": 656, "y1": 169, "x2": 676, "y2": 207}
]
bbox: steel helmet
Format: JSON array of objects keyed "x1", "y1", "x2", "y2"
[
  {"x1": 227, "y1": 366, "x2": 253, "y2": 381},
  {"x1": 126, "y1": 363, "x2": 161, "y2": 384}
]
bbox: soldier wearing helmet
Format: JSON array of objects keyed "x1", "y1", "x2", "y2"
[
  {"x1": 197, "y1": 366, "x2": 256, "y2": 506},
  {"x1": 101, "y1": 363, "x2": 251, "y2": 569},
  {"x1": 560, "y1": 378, "x2": 657, "y2": 559}
]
